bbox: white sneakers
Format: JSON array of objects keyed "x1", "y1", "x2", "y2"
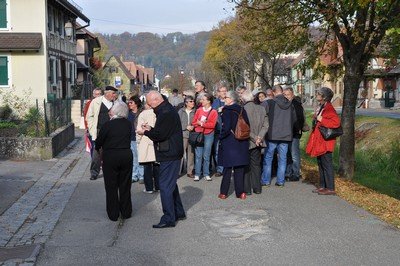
[
  {"x1": 142, "y1": 189, "x2": 154, "y2": 194},
  {"x1": 194, "y1": 176, "x2": 212, "y2": 181}
]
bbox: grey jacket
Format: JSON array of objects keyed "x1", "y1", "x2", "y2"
[
  {"x1": 266, "y1": 94, "x2": 296, "y2": 142},
  {"x1": 243, "y1": 101, "x2": 269, "y2": 149},
  {"x1": 178, "y1": 107, "x2": 196, "y2": 138}
]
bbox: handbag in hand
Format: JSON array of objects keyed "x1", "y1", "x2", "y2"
[
  {"x1": 188, "y1": 131, "x2": 204, "y2": 146},
  {"x1": 319, "y1": 125, "x2": 343, "y2": 140},
  {"x1": 188, "y1": 109, "x2": 211, "y2": 147}
]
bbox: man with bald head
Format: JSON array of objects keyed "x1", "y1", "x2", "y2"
[{"x1": 137, "y1": 90, "x2": 186, "y2": 228}]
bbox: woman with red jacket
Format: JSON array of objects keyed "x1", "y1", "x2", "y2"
[
  {"x1": 192, "y1": 93, "x2": 218, "y2": 181},
  {"x1": 306, "y1": 87, "x2": 341, "y2": 195}
]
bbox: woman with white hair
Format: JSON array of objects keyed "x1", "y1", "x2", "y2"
[
  {"x1": 95, "y1": 101, "x2": 133, "y2": 221},
  {"x1": 218, "y1": 90, "x2": 250, "y2": 199},
  {"x1": 241, "y1": 89, "x2": 269, "y2": 195}
]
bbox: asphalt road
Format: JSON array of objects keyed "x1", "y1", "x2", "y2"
[{"x1": 36, "y1": 167, "x2": 400, "y2": 265}]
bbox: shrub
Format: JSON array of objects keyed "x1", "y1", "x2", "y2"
[
  {"x1": 0, "y1": 105, "x2": 13, "y2": 120},
  {"x1": 19, "y1": 107, "x2": 46, "y2": 137}
]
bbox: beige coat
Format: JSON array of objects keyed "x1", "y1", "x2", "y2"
[
  {"x1": 85, "y1": 96, "x2": 104, "y2": 140},
  {"x1": 136, "y1": 109, "x2": 157, "y2": 163}
]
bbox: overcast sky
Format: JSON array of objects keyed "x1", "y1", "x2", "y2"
[{"x1": 73, "y1": 0, "x2": 236, "y2": 34}]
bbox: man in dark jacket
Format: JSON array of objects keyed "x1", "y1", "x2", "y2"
[
  {"x1": 284, "y1": 87, "x2": 306, "y2": 182},
  {"x1": 261, "y1": 85, "x2": 296, "y2": 187},
  {"x1": 137, "y1": 91, "x2": 186, "y2": 228}
]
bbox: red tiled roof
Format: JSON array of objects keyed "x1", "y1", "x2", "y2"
[{"x1": 0, "y1": 33, "x2": 42, "y2": 51}]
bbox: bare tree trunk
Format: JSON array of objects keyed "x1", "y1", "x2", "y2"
[{"x1": 338, "y1": 70, "x2": 362, "y2": 179}]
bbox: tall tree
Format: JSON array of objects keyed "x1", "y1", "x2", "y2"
[{"x1": 234, "y1": 0, "x2": 400, "y2": 178}]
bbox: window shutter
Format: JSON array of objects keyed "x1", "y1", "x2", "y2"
[
  {"x1": 0, "y1": 0, "x2": 7, "y2": 28},
  {"x1": 0, "y1": 56, "x2": 8, "y2": 86}
]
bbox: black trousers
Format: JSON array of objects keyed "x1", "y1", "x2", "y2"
[
  {"x1": 159, "y1": 160, "x2": 185, "y2": 224},
  {"x1": 102, "y1": 149, "x2": 133, "y2": 221},
  {"x1": 317, "y1": 152, "x2": 335, "y2": 190},
  {"x1": 220, "y1": 166, "x2": 245, "y2": 197},
  {"x1": 244, "y1": 148, "x2": 262, "y2": 193},
  {"x1": 142, "y1": 162, "x2": 160, "y2": 192}
]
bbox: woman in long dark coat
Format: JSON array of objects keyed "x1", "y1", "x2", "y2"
[
  {"x1": 95, "y1": 101, "x2": 133, "y2": 221},
  {"x1": 218, "y1": 90, "x2": 250, "y2": 199}
]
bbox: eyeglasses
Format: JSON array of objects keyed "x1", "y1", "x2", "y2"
[{"x1": 186, "y1": 100, "x2": 194, "y2": 103}]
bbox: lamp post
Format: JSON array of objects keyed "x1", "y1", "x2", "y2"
[{"x1": 179, "y1": 67, "x2": 184, "y2": 92}]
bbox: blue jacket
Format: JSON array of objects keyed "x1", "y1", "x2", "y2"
[{"x1": 218, "y1": 103, "x2": 250, "y2": 167}]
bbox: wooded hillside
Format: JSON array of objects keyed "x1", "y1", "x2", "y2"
[{"x1": 99, "y1": 31, "x2": 211, "y2": 78}]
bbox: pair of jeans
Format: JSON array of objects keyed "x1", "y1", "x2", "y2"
[
  {"x1": 261, "y1": 141, "x2": 289, "y2": 185},
  {"x1": 194, "y1": 132, "x2": 214, "y2": 177},
  {"x1": 317, "y1": 152, "x2": 335, "y2": 190},
  {"x1": 212, "y1": 135, "x2": 223, "y2": 173},
  {"x1": 130, "y1": 141, "x2": 144, "y2": 181},
  {"x1": 285, "y1": 138, "x2": 301, "y2": 178}
]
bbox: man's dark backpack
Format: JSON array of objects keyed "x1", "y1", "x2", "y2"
[{"x1": 232, "y1": 107, "x2": 250, "y2": 140}]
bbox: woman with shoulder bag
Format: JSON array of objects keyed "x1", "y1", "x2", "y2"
[
  {"x1": 306, "y1": 87, "x2": 341, "y2": 195},
  {"x1": 218, "y1": 90, "x2": 250, "y2": 199},
  {"x1": 191, "y1": 93, "x2": 218, "y2": 181}
]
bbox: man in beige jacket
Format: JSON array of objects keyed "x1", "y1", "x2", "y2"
[{"x1": 86, "y1": 86, "x2": 118, "y2": 180}]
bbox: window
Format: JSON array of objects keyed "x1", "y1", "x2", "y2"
[
  {"x1": 48, "y1": 6, "x2": 53, "y2": 32},
  {"x1": 58, "y1": 12, "x2": 63, "y2": 36},
  {"x1": 0, "y1": 55, "x2": 10, "y2": 86},
  {"x1": 0, "y1": 0, "x2": 8, "y2": 29},
  {"x1": 69, "y1": 61, "x2": 75, "y2": 85},
  {"x1": 49, "y1": 57, "x2": 57, "y2": 86}
]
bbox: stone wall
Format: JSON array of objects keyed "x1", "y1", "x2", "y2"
[{"x1": 0, "y1": 123, "x2": 75, "y2": 160}]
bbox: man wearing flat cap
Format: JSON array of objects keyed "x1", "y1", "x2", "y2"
[{"x1": 86, "y1": 86, "x2": 118, "y2": 180}]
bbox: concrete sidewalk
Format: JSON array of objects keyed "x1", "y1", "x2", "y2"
[{"x1": 0, "y1": 129, "x2": 89, "y2": 265}]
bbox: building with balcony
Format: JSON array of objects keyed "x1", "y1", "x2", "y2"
[{"x1": 0, "y1": 0, "x2": 90, "y2": 106}]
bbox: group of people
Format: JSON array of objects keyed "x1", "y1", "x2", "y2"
[{"x1": 83, "y1": 81, "x2": 341, "y2": 227}]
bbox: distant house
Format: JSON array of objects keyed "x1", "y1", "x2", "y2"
[
  {"x1": 102, "y1": 55, "x2": 155, "y2": 95},
  {"x1": 364, "y1": 58, "x2": 400, "y2": 108},
  {"x1": 0, "y1": 0, "x2": 90, "y2": 105},
  {"x1": 76, "y1": 25, "x2": 101, "y2": 99}
]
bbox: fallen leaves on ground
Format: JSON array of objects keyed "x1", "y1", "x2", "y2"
[{"x1": 302, "y1": 160, "x2": 400, "y2": 229}]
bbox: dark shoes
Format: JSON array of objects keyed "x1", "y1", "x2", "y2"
[
  {"x1": 187, "y1": 173, "x2": 194, "y2": 178},
  {"x1": 286, "y1": 175, "x2": 300, "y2": 182},
  {"x1": 153, "y1": 223, "x2": 176, "y2": 229},
  {"x1": 214, "y1": 172, "x2": 223, "y2": 177},
  {"x1": 175, "y1": 215, "x2": 187, "y2": 221},
  {"x1": 312, "y1": 187, "x2": 326, "y2": 193},
  {"x1": 90, "y1": 176, "x2": 97, "y2": 180},
  {"x1": 261, "y1": 183, "x2": 271, "y2": 187},
  {"x1": 253, "y1": 190, "x2": 261, "y2": 194},
  {"x1": 318, "y1": 189, "x2": 336, "y2": 195},
  {"x1": 275, "y1": 183, "x2": 285, "y2": 187}
]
